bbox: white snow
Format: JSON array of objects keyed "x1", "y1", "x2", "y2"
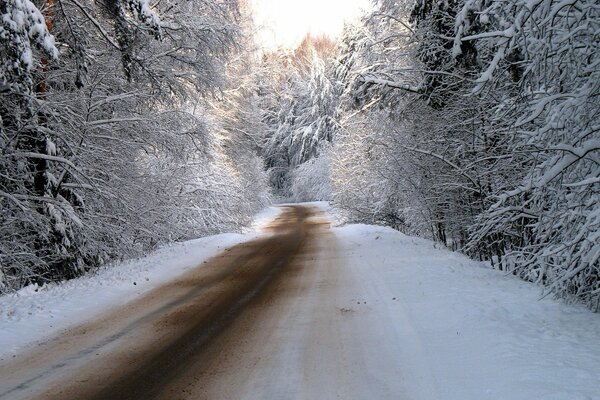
[
  {"x1": 1, "y1": 202, "x2": 599, "y2": 399},
  {"x1": 331, "y1": 221, "x2": 600, "y2": 400},
  {"x1": 242, "y1": 205, "x2": 282, "y2": 233}
]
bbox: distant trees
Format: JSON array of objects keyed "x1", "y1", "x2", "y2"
[
  {"x1": 1, "y1": 0, "x2": 270, "y2": 292},
  {"x1": 259, "y1": 34, "x2": 339, "y2": 199},
  {"x1": 290, "y1": 143, "x2": 332, "y2": 202}
]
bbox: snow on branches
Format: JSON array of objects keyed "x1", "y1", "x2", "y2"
[
  {"x1": 0, "y1": 0, "x2": 58, "y2": 91},
  {"x1": 125, "y1": 0, "x2": 161, "y2": 39},
  {"x1": 330, "y1": 0, "x2": 599, "y2": 310},
  {"x1": 0, "y1": 0, "x2": 260, "y2": 293},
  {"x1": 454, "y1": 0, "x2": 600, "y2": 309}
]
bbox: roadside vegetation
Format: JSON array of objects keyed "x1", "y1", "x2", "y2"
[{"x1": 2, "y1": 0, "x2": 598, "y2": 311}]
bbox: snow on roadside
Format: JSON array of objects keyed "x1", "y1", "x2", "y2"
[
  {"x1": 242, "y1": 205, "x2": 282, "y2": 233},
  {"x1": 0, "y1": 206, "x2": 279, "y2": 359},
  {"x1": 310, "y1": 201, "x2": 347, "y2": 226},
  {"x1": 335, "y1": 223, "x2": 600, "y2": 400}
]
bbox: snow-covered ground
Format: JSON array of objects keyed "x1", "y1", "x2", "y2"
[
  {"x1": 242, "y1": 205, "x2": 282, "y2": 233},
  {"x1": 1, "y1": 202, "x2": 599, "y2": 399},
  {"x1": 334, "y1": 223, "x2": 600, "y2": 399}
]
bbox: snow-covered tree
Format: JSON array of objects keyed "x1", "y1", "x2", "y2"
[
  {"x1": 454, "y1": 0, "x2": 600, "y2": 308},
  {"x1": 259, "y1": 35, "x2": 340, "y2": 198},
  {"x1": 1, "y1": 0, "x2": 270, "y2": 292},
  {"x1": 331, "y1": 0, "x2": 599, "y2": 310},
  {"x1": 290, "y1": 144, "x2": 332, "y2": 202}
]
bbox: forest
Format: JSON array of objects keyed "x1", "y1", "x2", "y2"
[{"x1": 1, "y1": 0, "x2": 598, "y2": 311}]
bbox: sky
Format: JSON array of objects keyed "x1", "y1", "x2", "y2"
[{"x1": 251, "y1": 0, "x2": 372, "y2": 50}]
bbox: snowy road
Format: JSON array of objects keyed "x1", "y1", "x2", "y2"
[
  {"x1": 1, "y1": 204, "x2": 600, "y2": 399},
  {"x1": 0, "y1": 205, "x2": 408, "y2": 399}
]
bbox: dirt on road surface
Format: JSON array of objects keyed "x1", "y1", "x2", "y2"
[
  {"x1": 0, "y1": 206, "x2": 414, "y2": 400},
  {"x1": 0, "y1": 205, "x2": 405, "y2": 399}
]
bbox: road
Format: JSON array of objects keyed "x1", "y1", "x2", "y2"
[{"x1": 0, "y1": 205, "x2": 409, "y2": 400}]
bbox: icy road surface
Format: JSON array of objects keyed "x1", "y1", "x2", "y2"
[{"x1": 1, "y1": 203, "x2": 599, "y2": 399}]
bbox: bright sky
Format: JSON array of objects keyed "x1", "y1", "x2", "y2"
[{"x1": 251, "y1": 0, "x2": 372, "y2": 50}]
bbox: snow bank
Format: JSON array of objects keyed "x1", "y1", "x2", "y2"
[
  {"x1": 242, "y1": 205, "x2": 282, "y2": 233},
  {"x1": 335, "y1": 223, "x2": 600, "y2": 400}
]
